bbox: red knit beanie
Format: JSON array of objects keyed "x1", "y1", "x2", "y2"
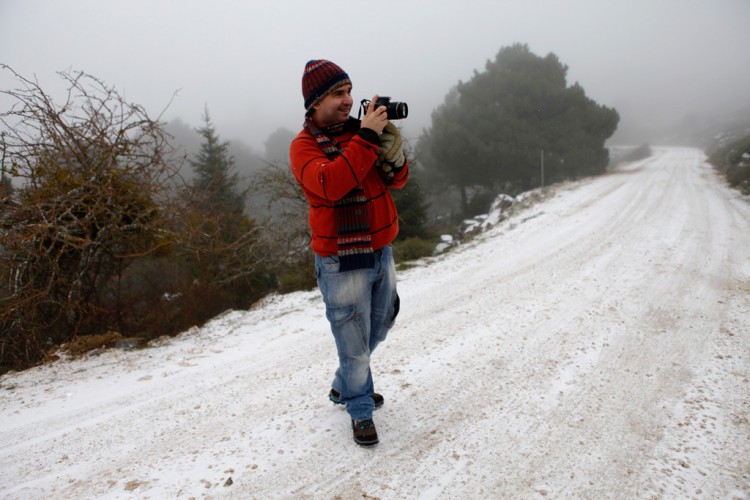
[{"x1": 302, "y1": 59, "x2": 351, "y2": 112}]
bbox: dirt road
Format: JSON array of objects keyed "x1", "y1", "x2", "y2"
[{"x1": 1, "y1": 147, "x2": 748, "y2": 499}]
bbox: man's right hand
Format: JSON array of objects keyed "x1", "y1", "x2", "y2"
[{"x1": 361, "y1": 95, "x2": 388, "y2": 135}]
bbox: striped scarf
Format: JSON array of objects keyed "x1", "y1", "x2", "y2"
[{"x1": 304, "y1": 116, "x2": 374, "y2": 271}]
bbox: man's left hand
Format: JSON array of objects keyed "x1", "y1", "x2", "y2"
[{"x1": 378, "y1": 122, "x2": 405, "y2": 170}]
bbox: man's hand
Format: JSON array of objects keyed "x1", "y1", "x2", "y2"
[
  {"x1": 379, "y1": 122, "x2": 406, "y2": 170},
  {"x1": 376, "y1": 122, "x2": 406, "y2": 185},
  {"x1": 378, "y1": 122, "x2": 405, "y2": 168},
  {"x1": 361, "y1": 94, "x2": 388, "y2": 134}
]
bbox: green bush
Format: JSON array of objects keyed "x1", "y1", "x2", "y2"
[
  {"x1": 726, "y1": 164, "x2": 750, "y2": 194},
  {"x1": 708, "y1": 133, "x2": 750, "y2": 194},
  {"x1": 276, "y1": 258, "x2": 317, "y2": 294},
  {"x1": 393, "y1": 237, "x2": 438, "y2": 262}
]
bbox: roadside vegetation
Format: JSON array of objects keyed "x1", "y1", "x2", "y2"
[{"x1": 708, "y1": 133, "x2": 750, "y2": 195}]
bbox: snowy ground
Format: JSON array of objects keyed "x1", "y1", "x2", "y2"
[{"x1": 1, "y1": 147, "x2": 749, "y2": 499}]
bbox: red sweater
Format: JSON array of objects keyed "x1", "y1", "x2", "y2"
[{"x1": 289, "y1": 119, "x2": 409, "y2": 257}]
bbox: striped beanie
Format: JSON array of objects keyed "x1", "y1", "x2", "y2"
[{"x1": 302, "y1": 59, "x2": 351, "y2": 111}]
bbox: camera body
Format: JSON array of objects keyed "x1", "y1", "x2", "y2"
[{"x1": 361, "y1": 97, "x2": 408, "y2": 120}]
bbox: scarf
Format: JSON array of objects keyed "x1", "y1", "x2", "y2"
[{"x1": 304, "y1": 116, "x2": 374, "y2": 271}]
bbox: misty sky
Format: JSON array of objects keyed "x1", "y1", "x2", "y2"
[{"x1": 2, "y1": 0, "x2": 749, "y2": 151}]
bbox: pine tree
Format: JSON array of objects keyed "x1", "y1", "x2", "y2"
[
  {"x1": 418, "y1": 43, "x2": 619, "y2": 214},
  {"x1": 393, "y1": 171, "x2": 431, "y2": 240},
  {"x1": 190, "y1": 109, "x2": 245, "y2": 218}
]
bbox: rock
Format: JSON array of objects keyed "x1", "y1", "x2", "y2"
[
  {"x1": 490, "y1": 193, "x2": 515, "y2": 212},
  {"x1": 113, "y1": 338, "x2": 146, "y2": 350}
]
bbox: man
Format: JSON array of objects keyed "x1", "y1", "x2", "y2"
[{"x1": 289, "y1": 59, "x2": 409, "y2": 447}]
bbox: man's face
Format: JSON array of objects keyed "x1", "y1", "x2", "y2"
[{"x1": 312, "y1": 84, "x2": 353, "y2": 127}]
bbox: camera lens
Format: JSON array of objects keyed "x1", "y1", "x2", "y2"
[{"x1": 389, "y1": 102, "x2": 408, "y2": 120}]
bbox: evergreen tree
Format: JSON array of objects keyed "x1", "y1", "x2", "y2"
[
  {"x1": 182, "y1": 110, "x2": 271, "y2": 307},
  {"x1": 190, "y1": 109, "x2": 245, "y2": 218},
  {"x1": 393, "y1": 170, "x2": 431, "y2": 240},
  {"x1": 418, "y1": 43, "x2": 619, "y2": 214},
  {"x1": 264, "y1": 127, "x2": 295, "y2": 164}
]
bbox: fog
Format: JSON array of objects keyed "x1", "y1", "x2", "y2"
[{"x1": 2, "y1": 0, "x2": 749, "y2": 151}]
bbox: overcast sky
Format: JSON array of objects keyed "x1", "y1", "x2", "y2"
[{"x1": 2, "y1": 0, "x2": 749, "y2": 150}]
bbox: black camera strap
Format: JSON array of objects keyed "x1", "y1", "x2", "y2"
[{"x1": 357, "y1": 99, "x2": 370, "y2": 121}]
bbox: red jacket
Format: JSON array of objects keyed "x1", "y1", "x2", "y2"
[{"x1": 289, "y1": 118, "x2": 409, "y2": 257}]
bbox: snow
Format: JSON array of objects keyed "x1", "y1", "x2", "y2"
[
  {"x1": 435, "y1": 234, "x2": 455, "y2": 254},
  {"x1": 1, "y1": 147, "x2": 749, "y2": 499}
]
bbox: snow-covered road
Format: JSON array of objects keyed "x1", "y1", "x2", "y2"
[{"x1": 1, "y1": 147, "x2": 749, "y2": 499}]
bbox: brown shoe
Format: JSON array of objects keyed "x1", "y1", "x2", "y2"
[{"x1": 352, "y1": 419, "x2": 379, "y2": 447}]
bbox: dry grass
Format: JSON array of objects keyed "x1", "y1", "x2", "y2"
[{"x1": 59, "y1": 332, "x2": 145, "y2": 357}]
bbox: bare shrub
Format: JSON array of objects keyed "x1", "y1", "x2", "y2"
[{"x1": 0, "y1": 66, "x2": 183, "y2": 371}]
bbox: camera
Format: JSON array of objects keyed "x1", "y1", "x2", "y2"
[{"x1": 360, "y1": 97, "x2": 408, "y2": 120}]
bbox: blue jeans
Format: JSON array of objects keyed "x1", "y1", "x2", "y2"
[{"x1": 315, "y1": 246, "x2": 400, "y2": 422}]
